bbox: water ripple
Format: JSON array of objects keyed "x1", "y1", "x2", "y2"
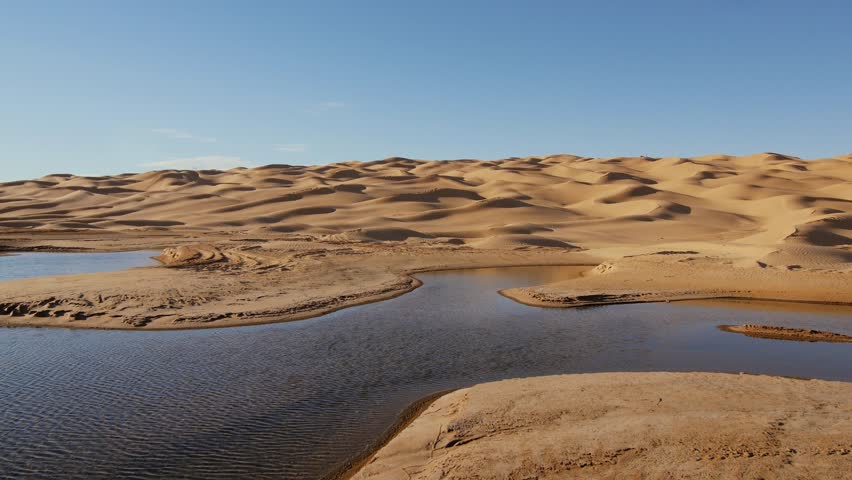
[{"x1": 1, "y1": 266, "x2": 850, "y2": 479}]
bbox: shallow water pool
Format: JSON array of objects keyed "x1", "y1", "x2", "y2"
[
  {"x1": 0, "y1": 250, "x2": 159, "y2": 282},
  {"x1": 0, "y1": 265, "x2": 850, "y2": 479}
]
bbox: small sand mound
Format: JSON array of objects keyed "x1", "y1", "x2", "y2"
[{"x1": 155, "y1": 245, "x2": 224, "y2": 266}]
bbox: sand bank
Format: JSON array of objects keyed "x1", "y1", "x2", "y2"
[
  {"x1": 2, "y1": 236, "x2": 849, "y2": 330},
  {"x1": 0, "y1": 238, "x2": 595, "y2": 329},
  {"x1": 719, "y1": 324, "x2": 852, "y2": 343},
  {"x1": 501, "y1": 247, "x2": 852, "y2": 308},
  {"x1": 353, "y1": 372, "x2": 852, "y2": 479}
]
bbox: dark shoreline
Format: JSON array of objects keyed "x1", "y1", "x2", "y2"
[{"x1": 323, "y1": 388, "x2": 456, "y2": 480}]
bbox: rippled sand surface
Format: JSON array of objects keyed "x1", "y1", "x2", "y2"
[{"x1": 1, "y1": 267, "x2": 851, "y2": 479}]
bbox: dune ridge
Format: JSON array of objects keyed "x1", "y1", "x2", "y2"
[
  {"x1": 0, "y1": 152, "x2": 850, "y2": 329},
  {"x1": 2, "y1": 156, "x2": 849, "y2": 480},
  {"x1": 1, "y1": 153, "x2": 849, "y2": 254}
]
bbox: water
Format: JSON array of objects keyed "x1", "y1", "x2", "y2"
[
  {"x1": 0, "y1": 265, "x2": 850, "y2": 479},
  {"x1": 0, "y1": 251, "x2": 159, "y2": 281}
]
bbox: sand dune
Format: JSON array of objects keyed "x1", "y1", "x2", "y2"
[
  {"x1": 1, "y1": 153, "x2": 849, "y2": 257},
  {"x1": 0, "y1": 152, "x2": 850, "y2": 329},
  {"x1": 2, "y1": 155, "x2": 848, "y2": 480}
]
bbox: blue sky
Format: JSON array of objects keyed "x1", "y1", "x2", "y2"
[{"x1": 1, "y1": 1, "x2": 850, "y2": 180}]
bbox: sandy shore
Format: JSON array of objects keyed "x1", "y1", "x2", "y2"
[
  {"x1": 353, "y1": 372, "x2": 852, "y2": 479},
  {"x1": 0, "y1": 152, "x2": 850, "y2": 329},
  {"x1": 500, "y1": 246, "x2": 852, "y2": 308},
  {"x1": 0, "y1": 235, "x2": 849, "y2": 329},
  {"x1": 0, "y1": 235, "x2": 597, "y2": 329}
]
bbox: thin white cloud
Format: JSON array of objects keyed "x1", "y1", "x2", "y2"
[
  {"x1": 140, "y1": 155, "x2": 252, "y2": 170},
  {"x1": 275, "y1": 143, "x2": 308, "y2": 152},
  {"x1": 151, "y1": 128, "x2": 217, "y2": 143}
]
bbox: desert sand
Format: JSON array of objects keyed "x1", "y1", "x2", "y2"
[
  {"x1": 353, "y1": 372, "x2": 852, "y2": 480},
  {"x1": 2, "y1": 153, "x2": 850, "y2": 478},
  {"x1": 0, "y1": 152, "x2": 850, "y2": 328}
]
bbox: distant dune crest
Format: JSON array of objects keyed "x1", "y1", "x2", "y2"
[{"x1": 1, "y1": 153, "x2": 850, "y2": 255}]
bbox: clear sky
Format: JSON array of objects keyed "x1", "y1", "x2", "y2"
[{"x1": 2, "y1": 0, "x2": 850, "y2": 180}]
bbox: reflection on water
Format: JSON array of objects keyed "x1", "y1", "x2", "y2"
[
  {"x1": 0, "y1": 266, "x2": 850, "y2": 479},
  {"x1": 681, "y1": 298, "x2": 852, "y2": 316},
  {"x1": 463, "y1": 264, "x2": 591, "y2": 283},
  {"x1": 0, "y1": 251, "x2": 159, "y2": 282}
]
